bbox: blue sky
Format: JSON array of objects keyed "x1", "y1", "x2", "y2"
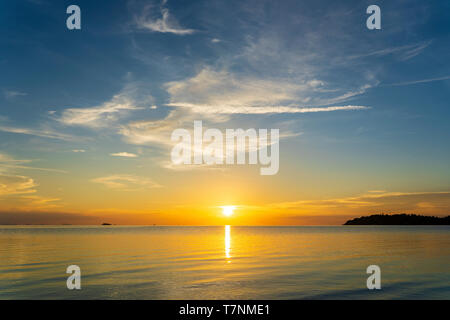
[{"x1": 0, "y1": 0, "x2": 449, "y2": 224}]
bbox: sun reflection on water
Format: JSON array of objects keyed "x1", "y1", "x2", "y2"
[{"x1": 225, "y1": 225, "x2": 231, "y2": 261}]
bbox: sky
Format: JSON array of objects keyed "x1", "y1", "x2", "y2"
[{"x1": 0, "y1": 0, "x2": 449, "y2": 225}]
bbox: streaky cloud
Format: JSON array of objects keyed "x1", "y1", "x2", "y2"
[
  {"x1": 0, "y1": 174, "x2": 36, "y2": 196},
  {"x1": 110, "y1": 152, "x2": 138, "y2": 158},
  {"x1": 166, "y1": 103, "x2": 370, "y2": 114},
  {"x1": 165, "y1": 68, "x2": 372, "y2": 115},
  {"x1": 386, "y1": 75, "x2": 450, "y2": 87},
  {"x1": 348, "y1": 41, "x2": 432, "y2": 61},
  {"x1": 58, "y1": 93, "x2": 143, "y2": 127},
  {"x1": 0, "y1": 152, "x2": 67, "y2": 173},
  {"x1": 134, "y1": 1, "x2": 195, "y2": 35},
  {"x1": 92, "y1": 174, "x2": 161, "y2": 190},
  {"x1": 0, "y1": 125, "x2": 78, "y2": 141}
]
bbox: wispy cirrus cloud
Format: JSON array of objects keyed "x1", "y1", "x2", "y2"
[
  {"x1": 0, "y1": 163, "x2": 67, "y2": 174},
  {"x1": 92, "y1": 174, "x2": 161, "y2": 190},
  {"x1": 58, "y1": 92, "x2": 144, "y2": 128},
  {"x1": 57, "y1": 81, "x2": 154, "y2": 128},
  {"x1": 0, "y1": 153, "x2": 31, "y2": 164},
  {"x1": 0, "y1": 125, "x2": 77, "y2": 141},
  {"x1": 18, "y1": 195, "x2": 61, "y2": 208},
  {"x1": 120, "y1": 108, "x2": 299, "y2": 147},
  {"x1": 167, "y1": 103, "x2": 369, "y2": 114},
  {"x1": 118, "y1": 108, "x2": 207, "y2": 147},
  {"x1": 110, "y1": 152, "x2": 138, "y2": 158},
  {"x1": 0, "y1": 174, "x2": 36, "y2": 196},
  {"x1": 134, "y1": 0, "x2": 195, "y2": 35},
  {"x1": 164, "y1": 68, "x2": 371, "y2": 114},
  {"x1": 0, "y1": 152, "x2": 67, "y2": 173},
  {"x1": 2, "y1": 89, "x2": 27, "y2": 99},
  {"x1": 118, "y1": 108, "x2": 300, "y2": 172},
  {"x1": 348, "y1": 41, "x2": 432, "y2": 61},
  {"x1": 0, "y1": 153, "x2": 62, "y2": 209},
  {"x1": 386, "y1": 75, "x2": 450, "y2": 87},
  {"x1": 267, "y1": 191, "x2": 450, "y2": 216}
]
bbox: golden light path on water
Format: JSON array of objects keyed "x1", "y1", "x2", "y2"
[
  {"x1": 1, "y1": 226, "x2": 450, "y2": 299},
  {"x1": 225, "y1": 225, "x2": 231, "y2": 261}
]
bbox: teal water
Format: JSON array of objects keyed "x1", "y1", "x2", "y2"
[{"x1": 0, "y1": 226, "x2": 449, "y2": 299}]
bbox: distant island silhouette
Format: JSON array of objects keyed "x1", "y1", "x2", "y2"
[
  {"x1": 344, "y1": 214, "x2": 450, "y2": 225},
  {"x1": 101, "y1": 222, "x2": 112, "y2": 226}
]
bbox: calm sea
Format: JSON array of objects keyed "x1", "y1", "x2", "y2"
[{"x1": 0, "y1": 226, "x2": 449, "y2": 299}]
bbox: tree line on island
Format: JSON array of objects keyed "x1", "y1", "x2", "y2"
[{"x1": 344, "y1": 214, "x2": 450, "y2": 225}]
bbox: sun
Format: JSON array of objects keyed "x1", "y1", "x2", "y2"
[{"x1": 221, "y1": 206, "x2": 236, "y2": 217}]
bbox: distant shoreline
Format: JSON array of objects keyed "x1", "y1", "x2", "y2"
[{"x1": 344, "y1": 214, "x2": 450, "y2": 225}]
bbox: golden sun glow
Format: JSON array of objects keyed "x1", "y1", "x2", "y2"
[{"x1": 221, "y1": 206, "x2": 236, "y2": 217}]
